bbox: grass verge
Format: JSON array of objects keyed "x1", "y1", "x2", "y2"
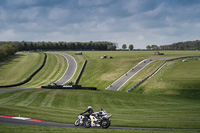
[
  {"x1": 0, "y1": 89, "x2": 199, "y2": 129},
  {"x1": 133, "y1": 57, "x2": 200, "y2": 99},
  {"x1": 0, "y1": 52, "x2": 44, "y2": 86},
  {"x1": 0, "y1": 124, "x2": 199, "y2": 133},
  {"x1": 18, "y1": 52, "x2": 68, "y2": 88}
]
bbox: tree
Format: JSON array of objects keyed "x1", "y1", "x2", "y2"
[
  {"x1": 107, "y1": 45, "x2": 116, "y2": 50},
  {"x1": 122, "y1": 44, "x2": 127, "y2": 50},
  {"x1": 146, "y1": 45, "x2": 151, "y2": 50},
  {"x1": 0, "y1": 43, "x2": 17, "y2": 60},
  {"x1": 129, "y1": 44, "x2": 134, "y2": 50},
  {"x1": 151, "y1": 45, "x2": 159, "y2": 50}
]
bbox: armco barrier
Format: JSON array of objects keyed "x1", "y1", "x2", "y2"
[
  {"x1": 128, "y1": 56, "x2": 200, "y2": 92},
  {"x1": 74, "y1": 60, "x2": 87, "y2": 85},
  {"x1": 41, "y1": 85, "x2": 97, "y2": 90},
  {"x1": 0, "y1": 53, "x2": 47, "y2": 88}
]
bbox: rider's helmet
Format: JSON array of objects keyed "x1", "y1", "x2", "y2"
[
  {"x1": 88, "y1": 106, "x2": 92, "y2": 109},
  {"x1": 99, "y1": 108, "x2": 103, "y2": 115}
]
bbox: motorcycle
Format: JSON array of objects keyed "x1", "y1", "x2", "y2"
[
  {"x1": 74, "y1": 115, "x2": 86, "y2": 126},
  {"x1": 74, "y1": 110, "x2": 112, "y2": 129}
]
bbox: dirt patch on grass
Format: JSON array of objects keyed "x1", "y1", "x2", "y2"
[
  {"x1": 100, "y1": 72, "x2": 120, "y2": 81},
  {"x1": 165, "y1": 90, "x2": 180, "y2": 95}
]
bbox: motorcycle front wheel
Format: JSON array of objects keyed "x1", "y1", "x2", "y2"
[
  {"x1": 101, "y1": 119, "x2": 110, "y2": 129},
  {"x1": 74, "y1": 119, "x2": 80, "y2": 126}
]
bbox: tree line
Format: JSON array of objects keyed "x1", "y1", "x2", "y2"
[
  {"x1": 0, "y1": 43, "x2": 18, "y2": 61},
  {"x1": 0, "y1": 41, "x2": 117, "y2": 51},
  {"x1": 146, "y1": 40, "x2": 200, "y2": 50}
]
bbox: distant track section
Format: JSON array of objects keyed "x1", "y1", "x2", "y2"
[
  {"x1": 128, "y1": 56, "x2": 200, "y2": 92},
  {"x1": 55, "y1": 53, "x2": 77, "y2": 85},
  {"x1": 106, "y1": 57, "x2": 177, "y2": 91},
  {"x1": 0, "y1": 53, "x2": 47, "y2": 88}
]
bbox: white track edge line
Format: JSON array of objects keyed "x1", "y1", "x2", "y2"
[
  {"x1": 63, "y1": 53, "x2": 77, "y2": 85},
  {"x1": 105, "y1": 59, "x2": 147, "y2": 90},
  {"x1": 117, "y1": 60, "x2": 154, "y2": 91},
  {"x1": 55, "y1": 53, "x2": 70, "y2": 84}
]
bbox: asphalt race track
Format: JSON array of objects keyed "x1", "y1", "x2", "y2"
[
  {"x1": 0, "y1": 117, "x2": 199, "y2": 131},
  {"x1": 55, "y1": 52, "x2": 77, "y2": 85},
  {"x1": 106, "y1": 57, "x2": 176, "y2": 91}
]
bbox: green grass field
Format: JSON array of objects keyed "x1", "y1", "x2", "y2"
[
  {"x1": 0, "y1": 89, "x2": 199, "y2": 129},
  {"x1": 0, "y1": 124, "x2": 199, "y2": 133},
  {"x1": 0, "y1": 52, "x2": 67, "y2": 88},
  {"x1": 119, "y1": 59, "x2": 166, "y2": 92},
  {"x1": 131, "y1": 58, "x2": 200, "y2": 99},
  {"x1": 0, "y1": 52, "x2": 44, "y2": 86},
  {"x1": 0, "y1": 51, "x2": 200, "y2": 133},
  {"x1": 19, "y1": 52, "x2": 67, "y2": 88},
  {"x1": 65, "y1": 51, "x2": 200, "y2": 90}
]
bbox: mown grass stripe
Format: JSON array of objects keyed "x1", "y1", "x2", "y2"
[
  {"x1": 0, "y1": 53, "x2": 43, "y2": 86},
  {"x1": 25, "y1": 53, "x2": 58, "y2": 87},
  {"x1": 21, "y1": 53, "x2": 67, "y2": 88},
  {"x1": 35, "y1": 54, "x2": 61, "y2": 86},
  {"x1": 41, "y1": 90, "x2": 60, "y2": 107},
  {"x1": 16, "y1": 90, "x2": 47, "y2": 107},
  {"x1": 0, "y1": 90, "x2": 33, "y2": 104}
]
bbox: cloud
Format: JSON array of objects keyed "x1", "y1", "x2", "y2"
[
  {"x1": 48, "y1": 8, "x2": 69, "y2": 21},
  {"x1": 78, "y1": 0, "x2": 112, "y2": 7},
  {"x1": 0, "y1": 0, "x2": 200, "y2": 48},
  {"x1": 0, "y1": 29, "x2": 16, "y2": 40}
]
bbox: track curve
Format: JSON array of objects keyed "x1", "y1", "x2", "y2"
[{"x1": 55, "y1": 52, "x2": 77, "y2": 85}]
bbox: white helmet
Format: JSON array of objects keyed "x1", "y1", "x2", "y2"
[{"x1": 88, "y1": 106, "x2": 92, "y2": 109}]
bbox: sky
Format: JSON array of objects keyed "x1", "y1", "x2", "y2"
[{"x1": 0, "y1": 0, "x2": 200, "y2": 49}]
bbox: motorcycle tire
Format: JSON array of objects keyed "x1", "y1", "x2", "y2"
[
  {"x1": 84, "y1": 120, "x2": 91, "y2": 128},
  {"x1": 101, "y1": 119, "x2": 110, "y2": 129},
  {"x1": 74, "y1": 119, "x2": 80, "y2": 126}
]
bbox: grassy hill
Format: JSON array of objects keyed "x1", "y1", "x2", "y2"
[
  {"x1": 65, "y1": 51, "x2": 200, "y2": 90},
  {"x1": 0, "y1": 52, "x2": 67, "y2": 88},
  {"x1": 0, "y1": 51, "x2": 200, "y2": 133},
  {"x1": 121, "y1": 57, "x2": 200, "y2": 99},
  {"x1": 19, "y1": 52, "x2": 68, "y2": 88},
  {"x1": 0, "y1": 52, "x2": 44, "y2": 86}
]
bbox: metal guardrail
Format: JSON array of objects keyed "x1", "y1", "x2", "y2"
[{"x1": 128, "y1": 56, "x2": 200, "y2": 92}]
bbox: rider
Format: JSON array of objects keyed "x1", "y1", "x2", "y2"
[{"x1": 79, "y1": 106, "x2": 94, "y2": 119}]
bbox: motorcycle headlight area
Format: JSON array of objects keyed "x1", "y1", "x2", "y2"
[{"x1": 78, "y1": 115, "x2": 82, "y2": 119}]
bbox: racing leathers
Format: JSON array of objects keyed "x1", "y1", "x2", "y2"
[{"x1": 80, "y1": 108, "x2": 94, "y2": 119}]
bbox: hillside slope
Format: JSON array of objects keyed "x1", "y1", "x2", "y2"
[{"x1": 133, "y1": 58, "x2": 200, "y2": 99}]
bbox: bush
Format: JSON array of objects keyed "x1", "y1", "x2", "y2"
[{"x1": 0, "y1": 43, "x2": 17, "y2": 60}]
